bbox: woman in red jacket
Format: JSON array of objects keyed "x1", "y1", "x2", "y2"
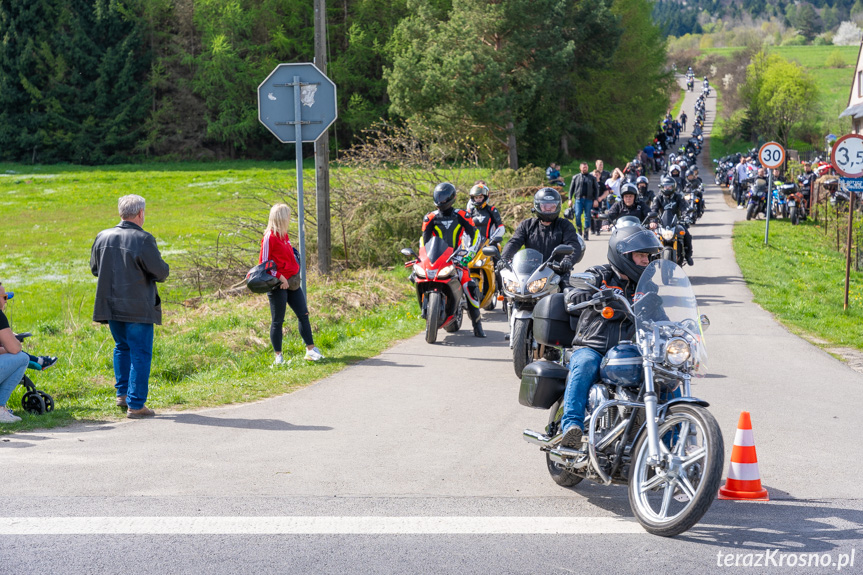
[{"x1": 260, "y1": 204, "x2": 323, "y2": 365}]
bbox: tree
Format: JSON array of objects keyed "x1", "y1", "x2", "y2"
[
  {"x1": 834, "y1": 20, "x2": 863, "y2": 44},
  {"x1": 387, "y1": 0, "x2": 574, "y2": 168},
  {"x1": 795, "y1": 3, "x2": 823, "y2": 41}
]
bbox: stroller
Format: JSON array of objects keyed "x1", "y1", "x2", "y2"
[{"x1": 14, "y1": 332, "x2": 56, "y2": 415}]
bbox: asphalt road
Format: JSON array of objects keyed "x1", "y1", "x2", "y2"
[{"x1": 2, "y1": 81, "x2": 862, "y2": 574}]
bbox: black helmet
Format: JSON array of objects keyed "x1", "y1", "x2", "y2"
[
  {"x1": 433, "y1": 182, "x2": 457, "y2": 212},
  {"x1": 620, "y1": 183, "x2": 638, "y2": 198},
  {"x1": 607, "y1": 225, "x2": 662, "y2": 282},
  {"x1": 469, "y1": 183, "x2": 490, "y2": 208},
  {"x1": 685, "y1": 167, "x2": 697, "y2": 180},
  {"x1": 660, "y1": 176, "x2": 676, "y2": 196},
  {"x1": 533, "y1": 187, "x2": 561, "y2": 222},
  {"x1": 636, "y1": 175, "x2": 649, "y2": 189}
]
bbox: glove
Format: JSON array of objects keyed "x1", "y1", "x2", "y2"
[
  {"x1": 495, "y1": 259, "x2": 510, "y2": 271},
  {"x1": 555, "y1": 259, "x2": 573, "y2": 274},
  {"x1": 460, "y1": 255, "x2": 474, "y2": 267},
  {"x1": 563, "y1": 207, "x2": 574, "y2": 220}
]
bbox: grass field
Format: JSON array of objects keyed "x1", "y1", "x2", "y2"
[
  {"x1": 734, "y1": 217, "x2": 863, "y2": 350},
  {"x1": 0, "y1": 161, "x2": 427, "y2": 433}
]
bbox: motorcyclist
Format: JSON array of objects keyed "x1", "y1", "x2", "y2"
[
  {"x1": 703, "y1": 76, "x2": 709, "y2": 89},
  {"x1": 558, "y1": 225, "x2": 663, "y2": 449},
  {"x1": 798, "y1": 161, "x2": 816, "y2": 209},
  {"x1": 500, "y1": 188, "x2": 585, "y2": 282},
  {"x1": 421, "y1": 182, "x2": 486, "y2": 338},
  {"x1": 467, "y1": 182, "x2": 506, "y2": 291},
  {"x1": 684, "y1": 167, "x2": 705, "y2": 218},
  {"x1": 635, "y1": 175, "x2": 655, "y2": 207},
  {"x1": 603, "y1": 183, "x2": 650, "y2": 225},
  {"x1": 651, "y1": 176, "x2": 694, "y2": 266},
  {"x1": 668, "y1": 164, "x2": 683, "y2": 191}
]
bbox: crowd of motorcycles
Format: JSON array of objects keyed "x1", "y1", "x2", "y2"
[{"x1": 399, "y1": 87, "x2": 723, "y2": 537}]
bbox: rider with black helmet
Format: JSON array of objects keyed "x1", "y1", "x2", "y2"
[
  {"x1": 635, "y1": 175, "x2": 655, "y2": 207},
  {"x1": 500, "y1": 188, "x2": 585, "y2": 278},
  {"x1": 558, "y1": 225, "x2": 663, "y2": 449},
  {"x1": 603, "y1": 183, "x2": 650, "y2": 225},
  {"x1": 422, "y1": 182, "x2": 486, "y2": 337},
  {"x1": 651, "y1": 176, "x2": 694, "y2": 266},
  {"x1": 684, "y1": 167, "x2": 705, "y2": 217}
]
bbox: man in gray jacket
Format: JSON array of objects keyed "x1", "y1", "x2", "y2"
[{"x1": 90, "y1": 195, "x2": 170, "y2": 419}]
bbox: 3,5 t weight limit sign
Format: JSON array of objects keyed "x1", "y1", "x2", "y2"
[
  {"x1": 831, "y1": 134, "x2": 863, "y2": 178},
  {"x1": 758, "y1": 142, "x2": 785, "y2": 169}
]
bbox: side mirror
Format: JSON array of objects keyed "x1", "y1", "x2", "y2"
[
  {"x1": 699, "y1": 314, "x2": 710, "y2": 332},
  {"x1": 489, "y1": 226, "x2": 505, "y2": 242},
  {"x1": 482, "y1": 246, "x2": 500, "y2": 257},
  {"x1": 648, "y1": 211, "x2": 659, "y2": 219},
  {"x1": 551, "y1": 245, "x2": 575, "y2": 258},
  {"x1": 569, "y1": 273, "x2": 598, "y2": 290},
  {"x1": 400, "y1": 248, "x2": 417, "y2": 258}
]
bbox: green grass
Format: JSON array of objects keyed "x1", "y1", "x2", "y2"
[
  {"x1": 0, "y1": 161, "x2": 427, "y2": 433},
  {"x1": 670, "y1": 89, "x2": 686, "y2": 119},
  {"x1": 733, "y1": 218, "x2": 863, "y2": 349}
]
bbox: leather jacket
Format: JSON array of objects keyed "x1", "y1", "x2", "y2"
[
  {"x1": 90, "y1": 221, "x2": 170, "y2": 324},
  {"x1": 565, "y1": 264, "x2": 637, "y2": 354},
  {"x1": 501, "y1": 217, "x2": 583, "y2": 265}
]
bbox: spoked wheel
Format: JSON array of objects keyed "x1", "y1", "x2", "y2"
[
  {"x1": 424, "y1": 292, "x2": 442, "y2": 344},
  {"x1": 511, "y1": 318, "x2": 534, "y2": 379},
  {"x1": 628, "y1": 404, "x2": 724, "y2": 537},
  {"x1": 22, "y1": 390, "x2": 46, "y2": 415}
]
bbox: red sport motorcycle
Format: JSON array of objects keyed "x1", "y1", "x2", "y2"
[{"x1": 401, "y1": 236, "x2": 467, "y2": 344}]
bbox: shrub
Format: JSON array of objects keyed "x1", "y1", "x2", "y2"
[
  {"x1": 826, "y1": 49, "x2": 847, "y2": 68},
  {"x1": 781, "y1": 34, "x2": 807, "y2": 46}
]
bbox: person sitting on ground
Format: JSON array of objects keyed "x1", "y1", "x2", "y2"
[
  {"x1": 0, "y1": 282, "x2": 30, "y2": 423},
  {"x1": 546, "y1": 162, "x2": 565, "y2": 187}
]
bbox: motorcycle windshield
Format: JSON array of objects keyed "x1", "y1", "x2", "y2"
[
  {"x1": 633, "y1": 260, "x2": 708, "y2": 375},
  {"x1": 421, "y1": 236, "x2": 452, "y2": 268},
  {"x1": 511, "y1": 248, "x2": 544, "y2": 277},
  {"x1": 659, "y1": 209, "x2": 678, "y2": 228}
]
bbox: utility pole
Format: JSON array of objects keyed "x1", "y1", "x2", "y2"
[{"x1": 314, "y1": 0, "x2": 331, "y2": 274}]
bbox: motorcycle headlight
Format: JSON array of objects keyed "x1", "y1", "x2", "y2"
[
  {"x1": 438, "y1": 265, "x2": 455, "y2": 278},
  {"x1": 684, "y1": 194, "x2": 692, "y2": 200},
  {"x1": 413, "y1": 264, "x2": 426, "y2": 278},
  {"x1": 505, "y1": 280, "x2": 520, "y2": 293},
  {"x1": 528, "y1": 277, "x2": 548, "y2": 293},
  {"x1": 665, "y1": 338, "x2": 691, "y2": 365},
  {"x1": 661, "y1": 229, "x2": 675, "y2": 241}
]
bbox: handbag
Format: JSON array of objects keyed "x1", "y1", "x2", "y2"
[{"x1": 245, "y1": 260, "x2": 280, "y2": 293}]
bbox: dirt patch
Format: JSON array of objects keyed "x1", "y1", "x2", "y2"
[{"x1": 825, "y1": 347, "x2": 863, "y2": 376}]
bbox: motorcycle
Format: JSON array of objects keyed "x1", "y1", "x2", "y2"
[
  {"x1": 653, "y1": 210, "x2": 690, "y2": 267},
  {"x1": 686, "y1": 78, "x2": 694, "y2": 92},
  {"x1": 401, "y1": 236, "x2": 467, "y2": 344},
  {"x1": 520, "y1": 259, "x2": 722, "y2": 536},
  {"x1": 467, "y1": 227, "x2": 505, "y2": 311},
  {"x1": 484, "y1": 244, "x2": 575, "y2": 378},
  {"x1": 746, "y1": 183, "x2": 768, "y2": 221},
  {"x1": 684, "y1": 185, "x2": 704, "y2": 221},
  {"x1": 786, "y1": 184, "x2": 807, "y2": 226},
  {"x1": 771, "y1": 182, "x2": 796, "y2": 219}
]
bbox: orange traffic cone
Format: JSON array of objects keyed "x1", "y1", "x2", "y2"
[{"x1": 718, "y1": 411, "x2": 769, "y2": 501}]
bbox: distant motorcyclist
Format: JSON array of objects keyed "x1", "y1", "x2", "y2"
[
  {"x1": 466, "y1": 183, "x2": 505, "y2": 243},
  {"x1": 684, "y1": 167, "x2": 705, "y2": 218},
  {"x1": 604, "y1": 183, "x2": 650, "y2": 226},
  {"x1": 798, "y1": 161, "x2": 817, "y2": 209},
  {"x1": 501, "y1": 188, "x2": 585, "y2": 281},
  {"x1": 421, "y1": 182, "x2": 486, "y2": 338},
  {"x1": 635, "y1": 175, "x2": 655, "y2": 207},
  {"x1": 668, "y1": 164, "x2": 684, "y2": 191},
  {"x1": 651, "y1": 176, "x2": 694, "y2": 266},
  {"x1": 558, "y1": 225, "x2": 663, "y2": 449}
]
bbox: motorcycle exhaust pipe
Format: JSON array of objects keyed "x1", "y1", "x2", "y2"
[
  {"x1": 523, "y1": 429, "x2": 557, "y2": 446},
  {"x1": 548, "y1": 448, "x2": 589, "y2": 469}
]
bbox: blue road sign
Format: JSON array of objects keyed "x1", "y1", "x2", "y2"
[
  {"x1": 258, "y1": 63, "x2": 337, "y2": 143},
  {"x1": 840, "y1": 177, "x2": 863, "y2": 192}
]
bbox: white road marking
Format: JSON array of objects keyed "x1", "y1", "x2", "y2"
[{"x1": 0, "y1": 516, "x2": 645, "y2": 535}]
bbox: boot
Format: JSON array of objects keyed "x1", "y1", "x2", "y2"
[{"x1": 473, "y1": 320, "x2": 486, "y2": 338}]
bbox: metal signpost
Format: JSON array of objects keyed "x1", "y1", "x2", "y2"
[
  {"x1": 258, "y1": 63, "x2": 337, "y2": 295},
  {"x1": 830, "y1": 134, "x2": 863, "y2": 310},
  {"x1": 758, "y1": 142, "x2": 785, "y2": 245}
]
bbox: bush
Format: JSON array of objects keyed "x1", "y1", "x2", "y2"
[
  {"x1": 826, "y1": 49, "x2": 847, "y2": 68},
  {"x1": 781, "y1": 35, "x2": 808, "y2": 46}
]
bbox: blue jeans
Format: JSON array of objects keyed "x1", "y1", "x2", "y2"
[
  {"x1": 108, "y1": 321, "x2": 154, "y2": 410},
  {"x1": 561, "y1": 347, "x2": 603, "y2": 433},
  {"x1": 573, "y1": 198, "x2": 593, "y2": 233},
  {"x1": 0, "y1": 352, "x2": 29, "y2": 407}
]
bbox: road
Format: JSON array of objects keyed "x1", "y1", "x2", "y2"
[{"x1": 2, "y1": 82, "x2": 863, "y2": 574}]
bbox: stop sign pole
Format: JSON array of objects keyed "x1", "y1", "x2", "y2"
[{"x1": 288, "y1": 75, "x2": 313, "y2": 295}]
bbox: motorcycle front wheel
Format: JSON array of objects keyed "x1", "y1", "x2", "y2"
[
  {"x1": 628, "y1": 404, "x2": 724, "y2": 537},
  {"x1": 424, "y1": 292, "x2": 442, "y2": 344},
  {"x1": 746, "y1": 204, "x2": 756, "y2": 220},
  {"x1": 511, "y1": 318, "x2": 534, "y2": 378}
]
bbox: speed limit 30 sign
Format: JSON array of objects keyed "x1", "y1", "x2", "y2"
[
  {"x1": 831, "y1": 134, "x2": 863, "y2": 178},
  {"x1": 759, "y1": 142, "x2": 785, "y2": 169}
]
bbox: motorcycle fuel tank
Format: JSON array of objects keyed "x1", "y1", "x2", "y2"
[{"x1": 600, "y1": 342, "x2": 643, "y2": 387}]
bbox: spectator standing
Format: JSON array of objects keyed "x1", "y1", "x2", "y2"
[
  {"x1": 0, "y1": 282, "x2": 29, "y2": 423},
  {"x1": 735, "y1": 156, "x2": 752, "y2": 209},
  {"x1": 680, "y1": 112, "x2": 687, "y2": 131},
  {"x1": 261, "y1": 204, "x2": 325, "y2": 365},
  {"x1": 90, "y1": 195, "x2": 170, "y2": 419},
  {"x1": 642, "y1": 144, "x2": 655, "y2": 175},
  {"x1": 567, "y1": 163, "x2": 599, "y2": 240},
  {"x1": 592, "y1": 160, "x2": 611, "y2": 234}
]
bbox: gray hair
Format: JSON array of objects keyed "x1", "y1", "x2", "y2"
[{"x1": 118, "y1": 195, "x2": 146, "y2": 220}]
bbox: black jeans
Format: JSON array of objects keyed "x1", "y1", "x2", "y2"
[{"x1": 267, "y1": 288, "x2": 314, "y2": 351}]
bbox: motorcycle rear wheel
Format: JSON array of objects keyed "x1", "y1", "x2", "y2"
[
  {"x1": 424, "y1": 292, "x2": 442, "y2": 344},
  {"x1": 547, "y1": 453, "x2": 583, "y2": 487},
  {"x1": 789, "y1": 207, "x2": 799, "y2": 226},
  {"x1": 512, "y1": 318, "x2": 534, "y2": 379},
  {"x1": 628, "y1": 404, "x2": 724, "y2": 537}
]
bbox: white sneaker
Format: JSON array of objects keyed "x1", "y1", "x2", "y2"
[
  {"x1": 271, "y1": 355, "x2": 287, "y2": 368},
  {"x1": 304, "y1": 347, "x2": 325, "y2": 361},
  {"x1": 0, "y1": 408, "x2": 22, "y2": 423},
  {"x1": 737, "y1": 205, "x2": 744, "y2": 210}
]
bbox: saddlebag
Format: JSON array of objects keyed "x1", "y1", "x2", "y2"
[
  {"x1": 519, "y1": 360, "x2": 569, "y2": 409},
  {"x1": 532, "y1": 293, "x2": 576, "y2": 347}
]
